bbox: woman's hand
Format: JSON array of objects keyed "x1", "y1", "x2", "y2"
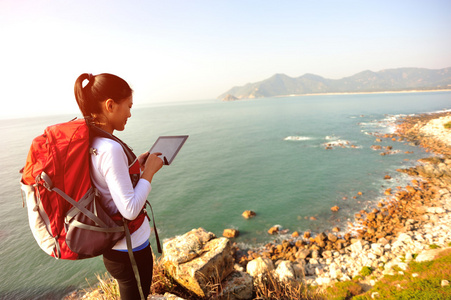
[
  {"x1": 138, "y1": 152, "x2": 150, "y2": 171},
  {"x1": 140, "y1": 152, "x2": 164, "y2": 183}
]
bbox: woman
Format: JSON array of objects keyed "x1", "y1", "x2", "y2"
[{"x1": 74, "y1": 73, "x2": 163, "y2": 299}]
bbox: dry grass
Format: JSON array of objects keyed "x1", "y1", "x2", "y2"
[
  {"x1": 254, "y1": 272, "x2": 322, "y2": 300},
  {"x1": 75, "y1": 272, "x2": 120, "y2": 300}
]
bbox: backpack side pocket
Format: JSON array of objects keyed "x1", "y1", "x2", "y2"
[{"x1": 21, "y1": 183, "x2": 57, "y2": 256}]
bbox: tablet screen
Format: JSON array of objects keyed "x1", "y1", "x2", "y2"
[{"x1": 149, "y1": 135, "x2": 188, "y2": 165}]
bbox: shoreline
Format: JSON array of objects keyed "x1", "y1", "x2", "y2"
[
  {"x1": 224, "y1": 89, "x2": 451, "y2": 101},
  {"x1": 233, "y1": 109, "x2": 451, "y2": 287},
  {"x1": 280, "y1": 88, "x2": 451, "y2": 98}
]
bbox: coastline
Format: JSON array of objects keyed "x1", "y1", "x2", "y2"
[
  {"x1": 229, "y1": 89, "x2": 451, "y2": 101},
  {"x1": 281, "y1": 88, "x2": 451, "y2": 98},
  {"x1": 234, "y1": 109, "x2": 451, "y2": 288}
]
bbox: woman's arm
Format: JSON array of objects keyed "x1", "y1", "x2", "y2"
[{"x1": 98, "y1": 140, "x2": 154, "y2": 220}]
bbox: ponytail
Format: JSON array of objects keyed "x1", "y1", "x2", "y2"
[{"x1": 74, "y1": 73, "x2": 133, "y2": 120}]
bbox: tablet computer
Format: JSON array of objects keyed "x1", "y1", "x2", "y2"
[{"x1": 149, "y1": 135, "x2": 188, "y2": 165}]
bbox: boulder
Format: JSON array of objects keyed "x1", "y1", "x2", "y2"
[
  {"x1": 295, "y1": 248, "x2": 311, "y2": 260},
  {"x1": 242, "y1": 210, "x2": 256, "y2": 219},
  {"x1": 315, "y1": 232, "x2": 327, "y2": 243},
  {"x1": 246, "y1": 257, "x2": 274, "y2": 278},
  {"x1": 162, "y1": 228, "x2": 234, "y2": 298},
  {"x1": 223, "y1": 228, "x2": 240, "y2": 238},
  {"x1": 327, "y1": 233, "x2": 338, "y2": 243},
  {"x1": 268, "y1": 225, "x2": 281, "y2": 235},
  {"x1": 163, "y1": 228, "x2": 216, "y2": 264},
  {"x1": 274, "y1": 260, "x2": 296, "y2": 282},
  {"x1": 331, "y1": 205, "x2": 340, "y2": 212},
  {"x1": 350, "y1": 239, "x2": 363, "y2": 253}
]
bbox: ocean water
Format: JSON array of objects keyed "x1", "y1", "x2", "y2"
[{"x1": 1, "y1": 91, "x2": 450, "y2": 299}]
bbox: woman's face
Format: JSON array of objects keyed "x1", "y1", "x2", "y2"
[{"x1": 106, "y1": 95, "x2": 133, "y2": 133}]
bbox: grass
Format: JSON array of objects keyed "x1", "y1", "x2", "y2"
[
  {"x1": 444, "y1": 122, "x2": 451, "y2": 129},
  {"x1": 359, "y1": 267, "x2": 373, "y2": 277},
  {"x1": 345, "y1": 248, "x2": 451, "y2": 300},
  {"x1": 323, "y1": 281, "x2": 363, "y2": 300}
]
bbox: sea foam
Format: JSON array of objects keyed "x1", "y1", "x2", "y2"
[{"x1": 284, "y1": 136, "x2": 312, "y2": 141}]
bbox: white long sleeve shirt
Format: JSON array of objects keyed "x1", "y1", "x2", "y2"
[{"x1": 90, "y1": 137, "x2": 151, "y2": 250}]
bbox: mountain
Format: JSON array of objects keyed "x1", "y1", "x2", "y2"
[{"x1": 218, "y1": 67, "x2": 451, "y2": 100}]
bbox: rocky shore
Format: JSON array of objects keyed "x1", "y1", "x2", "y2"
[
  {"x1": 151, "y1": 111, "x2": 451, "y2": 299},
  {"x1": 226, "y1": 111, "x2": 451, "y2": 288}
]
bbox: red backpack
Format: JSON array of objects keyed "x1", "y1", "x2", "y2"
[{"x1": 20, "y1": 118, "x2": 161, "y2": 260}]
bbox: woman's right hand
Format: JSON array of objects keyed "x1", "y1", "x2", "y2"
[{"x1": 141, "y1": 152, "x2": 164, "y2": 183}]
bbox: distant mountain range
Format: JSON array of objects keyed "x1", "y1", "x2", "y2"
[{"x1": 218, "y1": 67, "x2": 451, "y2": 100}]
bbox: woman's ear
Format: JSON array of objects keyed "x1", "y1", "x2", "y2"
[{"x1": 104, "y1": 98, "x2": 115, "y2": 113}]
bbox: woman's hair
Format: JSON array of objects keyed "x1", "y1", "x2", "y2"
[{"x1": 74, "y1": 73, "x2": 133, "y2": 119}]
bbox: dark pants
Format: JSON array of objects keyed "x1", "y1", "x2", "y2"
[{"x1": 103, "y1": 245, "x2": 153, "y2": 300}]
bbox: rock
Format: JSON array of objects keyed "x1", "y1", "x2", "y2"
[
  {"x1": 350, "y1": 240, "x2": 363, "y2": 253},
  {"x1": 246, "y1": 257, "x2": 274, "y2": 278},
  {"x1": 416, "y1": 248, "x2": 451, "y2": 262},
  {"x1": 149, "y1": 293, "x2": 186, "y2": 300},
  {"x1": 315, "y1": 232, "x2": 327, "y2": 243},
  {"x1": 327, "y1": 233, "x2": 338, "y2": 243},
  {"x1": 295, "y1": 248, "x2": 311, "y2": 259},
  {"x1": 442, "y1": 280, "x2": 450, "y2": 287},
  {"x1": 426, "y1": 207, "x2": 446, "y2": 214},
  {"x1": 292, "y1": 260, "x2": 305, "y2": 274},
  {"x1": 218, "y1": 271, "x2": 253, "y2": 300},
  {"x1": 163, "y1": 228, "x2": 216, "y2": 264},
  {"x1": 291, "y1": 231, "x2": 300, "y2": 238},
  {"x1": 371, "y1": 292, "x2": 380, "y2": 298},
  {"x1": 331, "y1": 205, "x2": 340, "y2": 212},
  {"x1": 162, "y1": 228, "x2": 234, "y2": 297},
  {"x1": 371, "y1": 243, "x2": 384, "y2": 257},
  {"x1": 274, "y1": 260, "x2": 296, "y2": 282},
  {"x1": 223, "y1": 228, "x2": 239, "y2": 238},
  {"x1": 268, "y1": 225, "x2": 280, "y2": 235},
  {"x1": 242, "y1": 210, "x2": 256, "y2": 219}
]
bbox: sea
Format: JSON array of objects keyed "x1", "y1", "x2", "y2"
[{"x1": 0, "y1": 91, "x2": 450, "y2": 299}]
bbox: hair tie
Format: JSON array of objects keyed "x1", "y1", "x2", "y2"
[{"x1": 83, "y1": 73, "x2": 94, "y2": 89}]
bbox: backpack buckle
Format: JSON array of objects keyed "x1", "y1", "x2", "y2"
[{"x1": 36, "y1": 172, "x2": 54, "y2": 191}]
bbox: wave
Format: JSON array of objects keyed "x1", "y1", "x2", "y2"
[
  {"x1": 323, "y1": 138, "x2": 361, "y2": 149},
  {"x1": 284, "y1": 136, "x2": 312, "y2": 141}
]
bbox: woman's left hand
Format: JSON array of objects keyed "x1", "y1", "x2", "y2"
[{"x1": 138, "y1": 152, "x2": 150, "y2": 171}]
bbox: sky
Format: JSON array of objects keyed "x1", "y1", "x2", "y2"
[{"x1": 1, "y1": 0, "x2": 450, "y2": 118}]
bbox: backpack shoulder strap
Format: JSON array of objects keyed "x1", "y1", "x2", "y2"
[{"x1": 86, "y1": 119, "x2": 137, "y2": 165}]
